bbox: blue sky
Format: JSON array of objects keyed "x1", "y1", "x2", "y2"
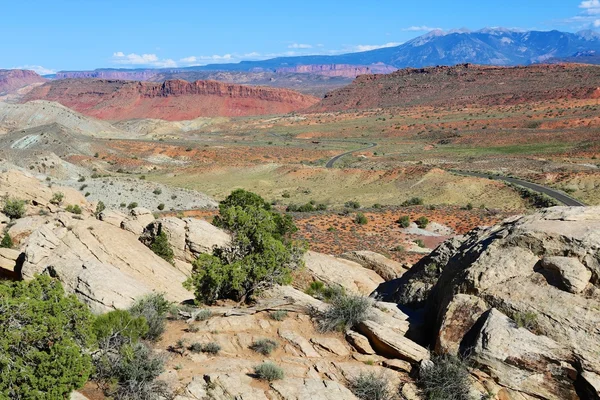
[{"x1": 2, "y1": 0, "x2": 598, "y2": 73}]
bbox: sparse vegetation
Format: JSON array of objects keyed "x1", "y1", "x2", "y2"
[
  {"x1": 129, "y1": 293, "x2": 171, "y2": 341},
  {"x1": 50, "y1": 192, "x2": 64, "y2": 205},
  {"x1": 418, "y1": 354, "x2": 472, "y2": 400},
  {"x1": 416, "y1": 216, "x2": 429, "y2": 229},
  {"x1": 194, "y1": 309, "x2": 213, "y2": 321},
  {"x1": 316, "y1": 294, "x2": 373, "y2": 332},
  {"x1": 402, "y1": 197, "x2": 424, "y2": 207},
  {"x1": 512, "y1": 310, "x2": 539, "y2": 331},
  {"x1": 127, "y1": 202, "x2": 138, "y2": 210},
  {"x1": 254, "y1": 362, "x2": 284, "y2": 382},
  {"x1": 305, "y1": 281, "x2": 345, "y2": 301},
  {"x1": 3, "y1": 198, "x2": 25, "y2": 219},
  {"x1": 269, "y1": 310, "x2": 288, "y2": 321},
  {"x1": 345, "y1": 200, "x2": 361, "y2": 209},
  {"x1": 250, "y1": 339, "x2": 278, "y2": 355},
  {"x1": 398, "y1": 215, "x2": 411, "y2": 228},
  {"x1": 65, "y1": 204, "x2": 83, "y2": 214},
  {"x1": 202, "y1": 342, "x2": 221, "y2": 355},
  {"x1": 355, "y1": 212, "x2": 368, "y2": 225},
  {"x1": 0, "y1": 233, "x2": 12, "y2": 249},
  {"x1": 349, "y1": 372, "x2": 393, "y2": 400}
]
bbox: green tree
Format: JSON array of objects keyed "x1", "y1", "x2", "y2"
[
  {"x1": 150, "y1": 229, "x2": 174, "y2": 264},
  {"x1": 0, "y1": 275, "x2": 95, "y2": 399},
  {"x1": 398, "y1": 215, "x2": 411, "y2": 228},
  {"x1": 416, "y1": 216, "x2": 429, "y2": 229},
  {"x1": 186, "y1": 190, "x2": 304, "y2": 304},
  {"x1": 0, "y1": 233, "x2": 12, "y2": 249},
  {"x1": 2, "y1": 197, "x2": 25, "y2": 219},
  {"x1": 95, "y1": 201, "x2": 106, "y2": 218}
]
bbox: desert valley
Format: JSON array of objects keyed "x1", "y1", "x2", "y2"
[{"x1": 2, "y1": 7, "x2": 600, "y2": 400}]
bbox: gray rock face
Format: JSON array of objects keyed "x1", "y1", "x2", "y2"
[
  {"x1": 141, "y1": 217, "x2": 230, "y2": 263},
  {"x1": 303, "y1": 251, "x2": 384, "y2": 295},
  {"x1": 20, "y1": 217, "x2": 192, "y2": 312},
  {"x1": 383, "y1": 207, "x2": 600, "y2": 399},
  {"x1": 341, "y1": 250, "x2": 408, "y2": 281}
]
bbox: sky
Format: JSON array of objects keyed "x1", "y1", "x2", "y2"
[{"x1": 2, "y1": 0, "x2": 599, "y2": 74}]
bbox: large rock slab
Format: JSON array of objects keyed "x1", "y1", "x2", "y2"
[
  {"x1": 303, "y1": 251, "x2": 384, "y2": 295},
  {"x1": 356, "y1": 320, "x2": 429, "y2": 363},
  {"x1": 341, "y1": 250, "x2": 408, "y2": 281},
  {"x1": 270, "y1": 378, "x2": 359, "y2": 400},
  {"x1": 467, "y1": 309, "x2": 577, "y2": 400},
  {"x1": 141, "y1": 217, "x2": 230, "y2": 262},
  {"x1": 20, "y1": 217, "x2": 192, "y2": 312}
]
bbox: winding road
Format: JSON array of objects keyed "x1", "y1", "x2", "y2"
[
  {"x1": 325, "y1": 141, "x2": 377, "y2": 168},
  {"x1": 451, "y1": 170, "x2": 586, "y2": 207},
  {"x1": 270, "y1": 132, "x2": 585, "y2": 207}
]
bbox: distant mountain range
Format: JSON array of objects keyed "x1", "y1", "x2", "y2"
[{"x1": 52, "y1": 28, "x2": 600, "y2": 81}]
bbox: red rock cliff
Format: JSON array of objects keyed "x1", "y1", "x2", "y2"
[
  {"x1": 0, "y1": 69, "x2": 47, "y2": 95},
  {"x1": 23, "y1": 79, "x2": 320, "y2": 121}
]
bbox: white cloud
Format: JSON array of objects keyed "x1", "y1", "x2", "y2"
[
  {"x1": 595, "y1": 19, "x2": 600, "y2": 27},
  {"x1": 112, "y1": 52, "x2": 177, "y2": 68},
  {"x1": 12, "y1": 65, "x2": 56, "y2": 75},
  {"x1": 288, "y1": 43, "x2": 312, "y2": 49},
  {"x1": 402, "y1": 26, "x2": 442, "y2": 32},
  {"x1": 581, "y1": 0, "x2": 600, "y2": 14},
  {"x1": 352, "y1": 42, "x2": 402, "y2": 52}
]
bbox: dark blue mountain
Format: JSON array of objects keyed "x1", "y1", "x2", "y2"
[{"x1": 184, "y1": 28, "x2": 600, "y2": 71}]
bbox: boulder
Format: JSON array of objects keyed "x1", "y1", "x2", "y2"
[
  {"x1": 98, "y1": 209, "x2": 127, "y2": 228},
  {"x1": 303, "y1": 251, "x2": 384, "y2": 295},
  {"x1": 141, "y1": 217, "x2": 230, "y2": 262},
  {"x1": 356, "y1": 320, "x2": 429, "y2": 363},
  {"x1": 7, "y1": 215, "x2": 49, "y2": 245},
  {"x1": 435, "y1": 294, "x2": 488, "y2": 355},
  {"x1": 0, "y1": 247, "x2": 20, "y2": 271},
  {"x1": 345, "y1": 331, "x2": 375, "y2": 355},
  {"x1": 541, "y1": 256, "x2": 592, "y2": 294},
  {"x1": 120, "y1": 207, "x2": 155, "y2": 235},
  {"x1": 466, "y1": 309, "x2": 577, "y2": 400},
  {"x1": 341, "y1": 250, "x2": 408, "y2": 281},
  {"x1": 380, "y1": 206, "x2": 600, "y2": 399},
  {"x1": 20, "y1": 217, "x2": 192, "y2": 312}
]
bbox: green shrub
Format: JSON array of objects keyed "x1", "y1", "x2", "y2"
[
  {"x1": 418, "y1": 354, "x2": 472, "y2": 400},
  {"x1": 194, "y1": 309, "x2": 213, "y2": 321},
  {"x1": 305, "y1": 281, "x2": 345, "y2": 302},
  {"x1": 0, "y1": 276, "x2": 95, "y2": 398},
  {"x1": 269, "y1": 310, "x2": 288, "y2": 321},
  {"x1": 349, "y1": 372, "x2": 393, "y2": 400},
  {"x1": 345, "y1": 200, "x2": 361, "y2": 209},
  {"x1": 0, "y1": 233, "x2": 12, "y2": 249},
  {"x1": 107, "y1": 342, "x2": 168, "y2": 400},
  {"x1": 402, "y1": 197, "x2": 423, "y2": 207},
  {"x1": 398, "y1": 215, "x2": 411, "y2": 228},
  {"x1": 127, "y1": 202, "x2": 138, "y2": 210},
  {"x1": 414, "y1": 239, "x2": 426, "y2": 248},
  {"x1": 153, "y1": 188, "x2": 162, "y2": 195},
  {"x1": 254, "y1": 362, "x2": 284, "y2": 382},
  {"x1": 3, "y1": 198, "x2": 25, "y2": 219},
  {"x1": 355, "y1": 212, "x2": 368, "y2": 225},
  {"x1": 93, "y1": 310, "x2": 149, "y2": 351},
  {"x1": 188, "y1": 342, "x2": 203, "y2": 353},
  {"x1": 95, "y1": 201, "x2": 106, "y2": 217},
  {"x1": 129, "y1": 293, "x2": 171, "y2": 341},
  {"x1": 513, "y1": 311, "x2": 539, "y2": 331},
  {"x1": 250, "y1": 339, "x2": 278, "y2": 355},
  {"x1": 202, "y1": 342, "x2": 221, "y2": 355},
  {"x1": 185, "y1": 189, "x2": 304, "y2": 304},
  {"x1": 65, "y1": 204, "x2": 82, "y2": 215},
  {"x1": 157, "y1": 203, "x2": 165, "y2": 211},
  {"x1": 465, "y1": 202, "x2": 474, "y2": 210},
  {"x1": 416, "y1": 216, "x2": 429, "y2": 229},
  {"x1": 317, "y1": 294, "x2": 373, "y2": 332},
  {"x1": 50, "y1": 192, "x2": 64, "y2": 205},
  {"x1": 150, "y1": 229, "x2": 174, "y2": 264}
]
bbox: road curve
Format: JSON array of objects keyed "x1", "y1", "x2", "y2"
[
  {"x1": 325, "y1": 142, "x2": 377, "y2": 168},
  {"x1": 451, "y1": 170, "x2": 586, "y2": 207}
]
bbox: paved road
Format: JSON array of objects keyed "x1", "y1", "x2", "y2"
[
  {"x1": 325, "y1": 141, "x2": 377, "y2": 168},
  {"x1": 268, "y1": 132, "x2": 377, "y2": 168},
  {"x1": 452, "y1": 170, "x2": 586, "y2": 207}
]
